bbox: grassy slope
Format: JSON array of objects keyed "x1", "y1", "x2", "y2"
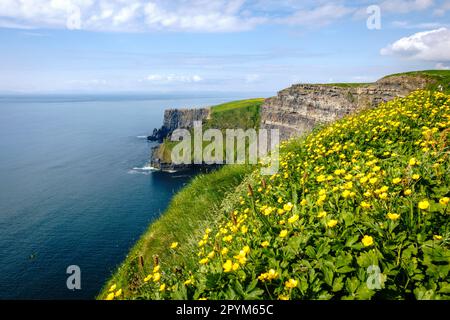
[
  {"x1": 106, "y1": 90, "x2": 450, "y2": 300},
  {"x1": 98, "y1": 164, "x2": 254, "y2": 299},
  {"x1": 157, "y1": 98, "x2": 264, "y2": 163}
]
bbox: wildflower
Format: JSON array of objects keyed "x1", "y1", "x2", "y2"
[
  {"x1": 223, "y1": 235, "x2": 233, "y2": 243},
  {"x1": 105, "y1": 292, "x2": 115, "y2": 300},
  {"x1": 369, "y1": 178, "x2": 378, "y2": 185},
  {"x1": 433, "y1": 235, "x2": 443, "y2": 241},
  {"x1": 317, "y1": 211, "x2": 327, "y2": 218},
  {"x1": 342, "y1": 190, "x2": 351, "y2": 198},
  {"x1": 232, "y1": 263, "x2": 239, "y2": 271},
  {"x1": 283, "y1": 202, "x2": 294, "y2": 211},
  {"x1": 278, "y1": 197, "x2": 283, "y2": 203},
  {"x1": 360, "y1": 201, "x2": 371, "y2": 209},
  {"x1": 184, "y1": 279, "x2": 193, "y2": 286},
  {"x1": 440, "y1": 197, "x2": 449, "y2": 205},
  {"x1": 288, "y1": 214, "x2": 299, "y2": 224},
  {"x1": 223, "y1": 260, "x2": 233, "y2": 272},
  {"x1": 279, "y1": 230, "x2": 288, "y2": 238},
  {"x1": 361, "y1": 235, "x2": 374, "y2": 247},
  {"x1": 409, "y1": 158, "x2": 418, "y2": 166},
  {"x1": 392, "y1": 178, "x2": 402, "y2": 184},
  {"x1": 418, "y1": 200, "x2": 430, "y2": 210},
  {"x1": 199, "y1": 258, "x2": 209, "y2": 265},
  {"x1": 143, "y1": 274, "x2": 152, "y2": 282},
  {"x1": 285, "y1": 279, "x2": 298, "y2": 289},
  {"x1": 261, "y1": 241, "x2": 270, "y2": 248},
  {"x1": 278, "y1": 295, "x2": 289, "y2": 300},
  {"x1": 277, "y1": 208, "x2": 285, "y2": 215},
  {"x1": 153, "y1": 265, "x2": 160, "y2": 273},
  {"x1": 327, "y1": 220, "x2": 338, "y2": 228},
  {"x1": 379, "y1": 192, "x2": 388, "y2": 200},
  {"x1": 243, "y1": 246, "x2": 250, "y2": 254},
  {"x1": 159, "y1": 284, "x2": 166, "y2": 292},
  {"x1": 300, "y1": 199, "x2": 308, "y2": 206},
  {"x1": 387, "y1": 213, "x2": 400, "y2": 221},
  {"x1": 263, "y1": 207, "x2": 274, "y2": 216},
  {"x1": 364, "y1": 191, "x2": 372, "y2": 197},
  {"x1": 241, "y1": 225, "x2": 248, "y2": 234},
  {"x1": 153, "y1": 272, "x2": 161, "y2": 282},
  {"x1": 108, "y1": 284, "x2": 117, "y2": 292},
  {"x1": 412, "y1": 174, "x2": 420, "y2": 180},
  {"x1": 170, "y1": 242, "x2": 179, "y2": 249},
  {"x1": 404, "y1": 189, "x2": 412, "y2": 196},
  {"x1": 207, "y1": 251, "x2": 215, "y2": 259},
  {"x1": 198, "y1": 240, "x2": 205, "y2": 247},
  {"x1": 115, "y1": 289, "x2": 122, "y2": 297},
  {"x1": 221, "y1": 248, "x2": 229, "y2": 255}
]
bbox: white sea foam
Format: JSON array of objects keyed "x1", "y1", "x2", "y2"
[{"x1": 136, "y1": 135, "x2": 148, "y2": 139}]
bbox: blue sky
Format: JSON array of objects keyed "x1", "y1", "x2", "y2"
[{"x1": 0, "y1": 0, "x2": 449, "y2": 93}]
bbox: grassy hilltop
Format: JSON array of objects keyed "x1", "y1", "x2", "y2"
[{"x1": 100, "y1": 71, "x2": 450, "y2": 300}]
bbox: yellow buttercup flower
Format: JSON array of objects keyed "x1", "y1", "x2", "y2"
[
  {"x1": 159, "y1": 283, "x2": 166, "y2": 292},
  {"x1": 317, "y1": 211, "x2": 327, "y2": 218},
  {"x1": 108, "y1": 284, "x2": 117, "y2": 292},
  {"x1": 418, "y1": 200, "x2": 430, "y2": 210},
  {"x1": 387, "y1": 213, "x2": 400, "y2": 221},
  {"x1": 412, "y1": 174, "x2": 420, "y2": 180},
  {"x1": 300, "y1": 199, "x2": 308, "y2": 206},
  {"x1": 392, "y1": 178, "x2": 402, "y2": 184},
  {"x1": 288, "y1": 214, "x2": 299, "y2": 224},
  {"x1": 105, "y1": 292, "x2": 115, "y2": 300},
  {"x1": 360, "y1": 201, "x2": 371, "y2": 209},
  {"x1": 170, "y1": 242, "x2": 179, "y2": 249},
  {"x1": 278, "y1": 295, "x2": 289, "y2": 300},
  {"x1": 223, "y1": 260, "x2": 233, "y2": 272},
  {"x1": 409, "y1": 158, "x2": 418, "y2": 166},
  {"x1": 283, "y1": 202, "x2": 294, "y2": 211},
  {"x1": 440, "y1": 197, "x2": 449, "y2": 205},
  {"x1": 184, "y1": 279, "x2": 193, "y2": 286},
  {"x1": 327, "y1": 219, "x2": 338, "y2": 228},
  {"x1": 433, "y1": 235, "x2": 443, "y2": 241},
  {"x1": 279, "y1": 229, "x2": 288, "y2": 238},
  {"x1": 199, "y1": 258, "x2": 209, "y2": 265},
  {"x1": 221, "y1": 247, "x2": 229, "y2": 255},
  {"x1": 361, "y1": 235, "x2": 374, "y2": 247},
  {"x1": 153, "y1": 265, "x2": 160, "y2": 273},
  {"x1": 261, "y1": 241, "x2": 270, "y2": 248},
  {"x1": 285, "y1": 278, "x2": 298, "y2": 289},
  {"x1": 153, "y1": 272, "x2": 161, "y2": 282},
  {"x1": 143, "y1": 274, "x2": 152, "y2": 282},
  {"x1": 404, "y1": 189, "x2": 412, "y2": 196},
  {"x1": 114, "y1": 289, "x2": 122, "y2": 297}
]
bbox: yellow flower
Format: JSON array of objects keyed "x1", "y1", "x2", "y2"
[
  {"x1": 184, "y1": 279, "x2": 193, "y2": 286},
  {"x1": 285, "y1": 278, "x2": 298, "y2": 289},
  {"x1": 221, "y1": 247, "x2": 229, "y2": 255},
  {"x1": 170, "y1": 242, "x2": 179, "y2": 249},
  {"x1": 392, "y1": 178, "x2": 402, "y2": 184},
  {"x1": 412, "y1": 174, "x2": 420, "y2": 180},
  {"x1": 404, "y1": 189, "x2": 412, "y2": 196},
  {"x1": 360, "y1": 201, "x2": 371, "y2": 209},
  {"x1": 223, "y1": 235, "x2": 233, "y2": 242},
  {"x1": 379, "y1": 192, "x2": 388, "y2": 200},
  {"x1": 263, "y1": 207, "x2": 274, "y2": 216},
  {"x1": 114, "y1": 289, "x2": 122, "y2": 297},
  {"x1": 279, "y1": 229, "x2": 288, "y2": 238},
  {"x1": 207, "y1": 251, "x2": 215, "y2": 259},
  {"x1": 261, "y1": 241, "x2": 270, "y2": 248},
  {"x1": 327, "y1": 219, "x2": 338, "y2": 228},
  {"x1": 369, "y1": 177, "x2": 378, "y2": 185},
  {"x1": 105, "y1": 292, "x2": 115, "y2": 300},
  {"x1": 277, "y1": 208, "x2": 285, "y2": 215},
  {"x1": 418, "y1": 200, "x2": 430, "y2": 210},
  {"x1": 243, "y1": 246, "x2": 251, "y2": 254},
  {"x1": 440, "y1": 197, "x2": 449, "y2": 205},
  {"x1": 278, "y1": 295, "x2": 289, "y2": 300},
  {"x1": 433, "y1": 235, "x2": 443, "y2": 241},
  {"x1": 258, "y1": 269, "x2": 279, "y2": 282},
  {"x1": 143, "y1": 274, "x2": 152, "y2": 282},
  {"x1": 108, "y1": 284, "x2": 117, "y2": 292},
  {"x1": 277, "y1": 197, "x2": 283, "y2": 203},
  {"x1": 300, "y1": 199, "x2": 308, "y2": 206},
  {"x1": 283, "y1": 202, "x2": 294, "y2": 211},
  {"x1": 153, "y1": 272, "x2": 161, "y2": 282},
  {"x1": 153, "y1": 265, "x2": 160, "y2": 273},
  {"x1": 342, "y1": 190, "x2": 351, "y2": 198},
  {"x1": 409, "y1": 158, "x2": 418, "y2": 166},
  {"x1": 223, "y1": 260, "x2": 233, "y2": 272},
  {"x1": 287, "y1": 214, "x2": 299, "y2": 224},
  {"x1": 317, "y1": 211, "x2": 327, "y2": 218},
  {"x1": 361, "y1": 235, "x2": 374, "y2": 247},
  {"x1": 199, "y1": 258, "x2": 209, "y2": 265},
  {"x1": 387, "y1": 213, "x2": 400, "y2": 221},
  {"x1": 159, "y1": 284, "x2": 166, "y2": 292},
  {"x1": 241, "y1": 225, "x2": 248, "y2": 234}
]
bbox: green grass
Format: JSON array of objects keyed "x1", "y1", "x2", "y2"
[
  {"x1": 98, "y1": 164, "x2": 254, "y2": 299},
  {"x1": 320, "y1": 82, "x2": 372, "y2": 88},
  {"x1": 382, "y1": 70, "x2": 450, "y2": 93},
  {"x1": 156, "y1": 98, "x2": 264, "y2": 163}
]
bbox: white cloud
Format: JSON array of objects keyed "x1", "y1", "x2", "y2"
[
  {"x1": 144, "y1": 74, "x2": 203, "y2": 83},
  {"x1": 279, "y1": 4, "x2": 354, "y2": 27},
  {"x1": 381, "y1": 27, "x2": 450, "y2": 61},
  {"x1": 434, "y1": 0, "x2": 450, "y2": 16},
  {"x1": 380, "y1": 0, "x2": 434, "y2": 14},
  {"x1": 435, "y1": 62, "x2": 450, "y2": 69}
]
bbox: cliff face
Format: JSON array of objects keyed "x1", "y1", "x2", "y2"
[
  {"x1": 261, "y1": 75, "x2": 433, "y2": 140},
  {"x1": 148, "y1": 107, "x2": 210, "y2": 142}
]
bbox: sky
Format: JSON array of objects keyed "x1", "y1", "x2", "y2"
[{"x1": 0, "y1": 0, "x2": 449, "y2": 94}]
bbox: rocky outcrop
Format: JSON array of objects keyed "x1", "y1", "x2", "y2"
[
  {"x1": 148, "y1": 107, "x2": 210, "y2": 142},
  {"x1": 261, "y1": 75, "x2": 433, "y2": 140}
]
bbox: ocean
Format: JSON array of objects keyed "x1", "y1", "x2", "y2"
[{"x1": 0, "y1": 93, "x2": 257, "y2": 299}]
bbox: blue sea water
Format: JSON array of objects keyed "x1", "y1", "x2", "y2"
[{"x1": 0, "y1": 93, "x2": 256, "y2": 299}]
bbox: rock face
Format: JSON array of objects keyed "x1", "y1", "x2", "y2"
[
  {"x1": 148, "y1": 107, "x2": 210, "y2": 142},
  {"x1": 261, "y1": 75, "x2": 433, "y2": 140}
]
